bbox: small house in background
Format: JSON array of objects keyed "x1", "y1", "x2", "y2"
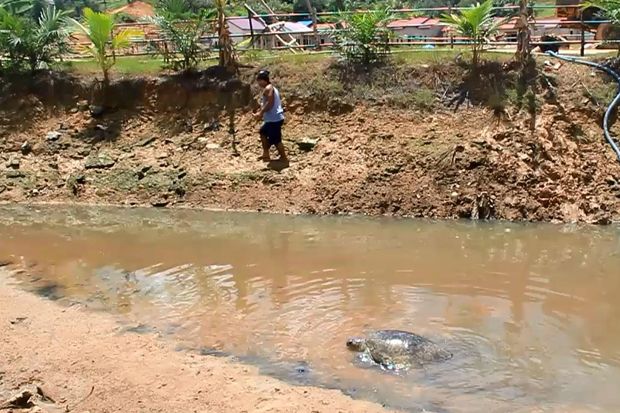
[
  {"x1": 260, "y1": 21, "x2": 313, "y2": 49},
  {"x1": 227, "y1": 17, "x2": 267, "y2": 44},
  {"x1": 496, "y1": 17, "x2": 591, "y2": 46},
  {"x1": 387, "y1": 17, "x2": 444, "y2": 42},
  {"x1": 314, "y1": 22, "x2": 338, "y2": 46}
]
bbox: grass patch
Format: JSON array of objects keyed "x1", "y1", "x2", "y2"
[
  {"x1": 59, "y1": 47, "x2": 520, "y2": 79},
  {"x1": 393, "y1": 48, "x2": 466, "y2": 64},
  {"x1": 533, "y1": 0, "x2": 557, "y2": 18},
  {"x1": 584, "y1": 82, "x2": 617, "y2": 107},
  {"x1": 410, "y1": 88, "x2": 436, "y2": 109},
  {"x1": 61, "y1": 56, "x2": 170, "y2": 76},
  {"x1": 239, "y1": 49, "x2": 329, "y2": 65},
  {"x1": 389, "y1": 88, "x2": 437, "y2": 110}
]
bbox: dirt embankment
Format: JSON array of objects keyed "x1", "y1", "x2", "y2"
[
  {"x1": 0, "y1": 57, "x2": 619, "y2": 223},
  {"x1": 0, "y1": 268, "x2": 392, "y2": 413}
]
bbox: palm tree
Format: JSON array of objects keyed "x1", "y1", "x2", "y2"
[
  {"x1": 70, "y1": 7, "x2": 138, "y2": 83},
  {"x1": 151, "y1": 0, "x2": 214, "y2": 71},
  {"x1": 0, "y1": 5, "x2": 69, "y2": 72},
  {"x1": 0, "y1": 0, "x2": 33, "y2": 16},
  {"x1": 441, "y1": 0, "x2": 503, "y2": 67},
  {"x1": 331, "y1": 6, "x2": 392, "y2": 65}
]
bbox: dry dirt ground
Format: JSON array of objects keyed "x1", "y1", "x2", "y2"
[
  {"x1": 0, "y1": 58, "x2": 619, "y2": 224},
  {"x1": 0, "y1": 268, "x2": 393, "y2": 413}
]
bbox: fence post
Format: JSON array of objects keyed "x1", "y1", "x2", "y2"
[
  {"x1": 247, "y1": 8, "x2": 255, "y2": 49},
  {"x1": 304, "y1": 0, "x2": 321, "y2": 51},
  {"x1": 448, "y1": 0, "x2": 454, "y2": 49},
  {"x1": 580, "y1": 12, "x2": 585, "y2": 57}
]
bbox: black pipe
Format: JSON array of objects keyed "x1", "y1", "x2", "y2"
[{"x1": 547, "y1": 51, "x2": 620, "y2": 162}]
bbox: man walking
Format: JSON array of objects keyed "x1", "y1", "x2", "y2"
[{"x1": 254, "y1": 70, "x2": 287, "y2": 162}]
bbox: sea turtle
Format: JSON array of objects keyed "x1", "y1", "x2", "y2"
[{"x1": 346, "y1": 330, "x2": 452, "y2": 371}]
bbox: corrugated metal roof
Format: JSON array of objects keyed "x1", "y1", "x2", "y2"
[{"x1": 228, "y1": 17, "x2": 266, "y2": 31}]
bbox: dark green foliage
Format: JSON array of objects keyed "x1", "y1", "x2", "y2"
[
  {"x1": 0, "y1": 4, "x2": 70, "y2": 73},
  {"x1": 331, "y1": 6, "x2": 392, "y2": 65},
  {"x1": 149, "y1": 0, "x2": 215, "y2": 71},
  {"x1": 29, "y1": 0, "x2": 520, "y2": 16}
]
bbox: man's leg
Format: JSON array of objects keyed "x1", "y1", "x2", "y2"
[
  {"x1": 274, "y1": 121, "x2": 287, "y2": 162},
  {"x1": 275, "y1": 143, "x2": 288, "y2": 162},
  {"x1": 259, "y1": 134, "x2": 270, "y2": 160}
]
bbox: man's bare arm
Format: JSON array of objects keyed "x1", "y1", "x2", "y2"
[{"x1": 259, "y1": 85, "x2": 275, "y2": 116}]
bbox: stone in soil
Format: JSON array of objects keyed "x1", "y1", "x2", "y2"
[
  {"x1": 296, "y1": 138, "x2": 318, "y2": 152},
  {"x1": 21, "y1": 141, "x2": 32, "y2": 155},
  {"x1": 46, "y1": 131, "x2": 61, "y2": 141},
  {"x1": 136, "y1": 136, "x2": 157, "y2": 147},
  {"x1": 6, "y1": 170, "x2": 25, "y2": 179},
  {"x1": 6, "y1": 158, "x2": 20, "y2": 169},
  {"x1": 85, "y1": 153, "x2": 116, "y2": 169}
]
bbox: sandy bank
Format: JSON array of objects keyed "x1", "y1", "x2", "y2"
[{"x1": 0, "y1": 270, "x2": 393, "y2": 413}]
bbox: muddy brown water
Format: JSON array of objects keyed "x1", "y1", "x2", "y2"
[{"x1": 1, "y1": 205, "x2": 620, "y2": 412}]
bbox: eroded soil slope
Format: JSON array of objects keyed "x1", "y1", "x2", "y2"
[{"x1": 1, "y1": 58, "x2": 619, "y2": 223}]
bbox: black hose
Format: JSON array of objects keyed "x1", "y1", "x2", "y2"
[{"x1": 546, "y1": 51, "x2": 620, "y2": 162}]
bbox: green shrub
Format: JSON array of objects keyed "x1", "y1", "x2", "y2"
[
  {"x1": 0, "y1": 6, "x2": 70, "y2": 73},
  {"x1": 331, "y1": 6, "x2": 392, "y2": 66}
]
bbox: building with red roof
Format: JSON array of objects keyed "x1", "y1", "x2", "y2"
[{"x1": 387, "y1": 17, "x2": 445, "y2": 41}]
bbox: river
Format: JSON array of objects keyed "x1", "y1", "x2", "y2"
[{"x1": 1, "y1": 205, "x2": 619, "y2": 412}]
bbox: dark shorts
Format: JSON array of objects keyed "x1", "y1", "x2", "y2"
[{"x1": 260, "y1": 120, "x2": 284, "y2": 146}]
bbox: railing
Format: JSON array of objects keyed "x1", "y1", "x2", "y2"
[{"x1": 65, "y1": 3, "x2": 619, "y2": 59}]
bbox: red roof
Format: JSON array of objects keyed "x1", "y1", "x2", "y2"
[
  {"x1": 315, "y1": 23, "x2": 336, "y2": 30},
  {"x1": 497, "y1": 17, "x2": 518, "y2": 30},
  {"x1": 387, "y1": 17, "x2": 441, "y2": 28}
]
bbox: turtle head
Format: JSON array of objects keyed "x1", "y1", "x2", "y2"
[{"x1": 346, "y1": 337, "x2": 367, "y2": 352}]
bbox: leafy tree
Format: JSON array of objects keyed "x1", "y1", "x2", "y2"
[
  {"x1": 582, "y1": 0, "x2": 620, "y2": 53},
  {"x1": 292, "y1": 0, "x2": 327, "y2": 13},
  {"x1": 53, "y1": 0, "x2": 102, "y2": 17},
  {"x1": 0, "y1": 0, "x2": 34, "y2": 16},
  {"x1": 0, "y1": 5, "x2": 69, "y2": 72},
  {"x1": 156, "y1": 0, "x2": 197, "y2": 19},
  {"x1": 458, "y1": 0, "x2": 516, "y2": 16},
  {"x1": 441, "y1": 0, "x2": 503, "y2": 67},
  {"x1": 70, "y1": 7, "x2": 138, "y2": 83},
  {"x1": 331, "y1": 6, "x2": 392, "y2": 65},
  {"x1": 584, "y1": 0, "x2": 620, "y2": 22}
]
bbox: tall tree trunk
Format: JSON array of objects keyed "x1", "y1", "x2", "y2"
[
  {"x1": 515, "y1": 0, "x2": 531, "y2": 66},
  {"x1": 304, "y1": 0, "x2": 321, "y2": 51},
  {"x1": 216, "y1": 0, "x2": 237, "y2": 71}
]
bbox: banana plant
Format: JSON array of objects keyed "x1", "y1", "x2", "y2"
[
  {"x1": 214, "y1": 0, "x2": 236, "y2": 70},
  {"x1": 70, "y1": 7, "x2": 139, "y2": 83}
]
